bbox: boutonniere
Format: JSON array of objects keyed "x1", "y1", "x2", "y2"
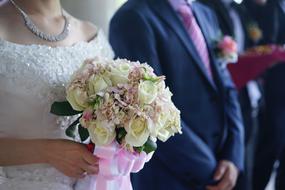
[
  {"x1": 247, "y1": 23, "x2": 263, "y2": 43},
  {"x1": 214, "y1": 35, "x2": 238, "y2": 66}
]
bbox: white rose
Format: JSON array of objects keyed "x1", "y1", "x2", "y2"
[
  {"x1": 110, "y1": 63, "x2": 131, "y2": 85},
  {"x1": 155, "y1": 110, "x2": 171, "y2": 142},
  {"x1": 157, "y1": 109, "x2": 170, "y2": 130},
  {"x1": 66, "y1": 87, "x2": 89, "y2": 111},
  {"x1": 157, "y1": 106, "x2": 182, "y2": 142},
  {"x1": 125, "y1": 117, "x2": 150, "y2": 147},
  {"x1": 88, "y1": 74, "x2": 112, "y2": 95},
  {"x1": 162, "y1": 87, "x2": 173, "y2": 101},
  {"x1": 88, "y1": 120, "x2": 116, "y2": 146},
  {"x1": 138, "y1": 81, "x2": 158, "y2": 105},
  {"x1": 157, "y1": 128, "x2": 172, "y2": 142},
  {"x1": 157, "y1": 81, "x2": 166, "y2": 92}
]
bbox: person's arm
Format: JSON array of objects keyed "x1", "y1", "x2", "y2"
[
  {"x1": 0, "y1": 138, "x2": 99, "y2": 178},
  {"x1": 201, "y1": 4, "x2": 244, "y2": 171},
  {"x1": 109, "y1": 9, "x2": 217, "y2": 186},
  {"x1": 0, "y1": 138, "x2": 47, "y2": 166},
  {"x1": 198, "y1": 7, "x2": 244, "y2": 189},
  {"x1": 218, "y1": 68, "x2": 245, "y2": 172},
  {"x1": 207, "y1": 83, "x2": 244, "y2": 190}
]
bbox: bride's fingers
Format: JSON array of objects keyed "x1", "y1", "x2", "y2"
[
  {"x1": 83, "y1": 151, "x2": 99, "y2": 166},
  {"x1": 82, "y1": 165, "x2": 99, "y2": 175},
  {"x1": 76, "y1": 169, "x2": 87, "y2": 179},
  {"x1": 66, "y1": 167, "x2": 85, "y2": 179},
  {"x1": 80, "y1": 160, "x2": 99, "y2": 175}
]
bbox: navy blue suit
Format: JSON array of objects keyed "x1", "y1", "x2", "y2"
[{"x1": 109, "y1": 0, "x2": 244, "y2": 189}]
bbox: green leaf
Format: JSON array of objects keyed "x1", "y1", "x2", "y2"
[
  {"x1": 116, "y1": 127, "x2": 127, "y2": 144},
  {"x1": 143, "y1": 74, "x2": 160, "y2": 83},
  {"x1": 78, "y1": 125, "x2": 89, "y2": 142},
  {"x1": 143, "y1": 138, "x2": 157, "y2": 154},
  {"x1": 93, "y1": 96, "x2": 103, "y2": 110},
  {"x1": 50, "y1": 101, "x2": 81, "y2": 116},
  {"x1": 65, "y1": 124, "x2": 77, "y2": 139}
]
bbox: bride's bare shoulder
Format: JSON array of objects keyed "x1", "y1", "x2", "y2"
[
  {"x1": 81, "y1": 20, "x2": 99, "y2": 41},
  {"x1": 0, "y1": 3, "x2": 14, "y2": 38},
  {"x1": 0, "y1": 3, "x2": 25, "y2": 41},
  {"x1": 66, "y1": 12, "x2": 98, "y2": 42}
]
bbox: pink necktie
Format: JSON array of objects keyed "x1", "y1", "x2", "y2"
[{"x1": 178, "y1": 4, "x2": 213, "y2": 79}]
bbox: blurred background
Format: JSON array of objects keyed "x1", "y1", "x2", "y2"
[{"x1": 61, "y1": 0, "x2": 127, "y2": 34}]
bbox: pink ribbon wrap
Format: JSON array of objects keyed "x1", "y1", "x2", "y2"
[{"x1": 88, "y1": 142, "x2": 153, "y2": 190}]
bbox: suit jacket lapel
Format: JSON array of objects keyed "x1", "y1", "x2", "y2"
[
  {"x1": 192, "y1": 4, "x2": 219, "y2": 69},
  {"x1": 191, "y1": 3, "x2": 220, "y2": 89},
  {"x1": 192, "y1": 3, "x2": 222, "y2": 89},
  {"x1": 148, "y1": 0, "x2": 217, "y2": 91},
  {"x1": 279, "y1": 0, "x2": 285, "y2": 13},
  {"x1": 192, "y1": 3, "x2": 213, "y2": 54}
]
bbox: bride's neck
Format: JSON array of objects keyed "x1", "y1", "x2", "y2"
[{"x1": 11, "y1": 0, "x2": 62, "y2": 17}]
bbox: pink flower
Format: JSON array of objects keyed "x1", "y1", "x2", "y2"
[
  {"x1": 83, "y1": 108, "x2": 93, "y2": 121},
  {"x1": 80, "y1": 108, "x2": 94, "y2": 128},
  {"x1": 218, "y1": 36, "x2": 238, "y2": 55}
]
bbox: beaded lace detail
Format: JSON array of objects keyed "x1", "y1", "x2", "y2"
[{"x1": 0, "y1": 29, "x2": 114, "y2": 190}]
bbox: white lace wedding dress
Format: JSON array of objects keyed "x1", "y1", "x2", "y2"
[{"x1": 0, "y1": 29, "x2": 114, "y2": 190}]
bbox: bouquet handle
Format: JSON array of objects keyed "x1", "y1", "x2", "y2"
[{"x1": 83, "y1": 142, "x2": 152, "y2": 190}]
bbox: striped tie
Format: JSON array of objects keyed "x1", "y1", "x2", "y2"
[{"x1": 178, "y1": 4, "x2": 213, "y2": 79}]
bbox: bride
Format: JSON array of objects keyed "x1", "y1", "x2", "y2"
[{"x1": 0, "y1": 0, "x2": 114, "y2": 189}]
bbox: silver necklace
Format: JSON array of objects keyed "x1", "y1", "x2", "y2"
[{"x1": 9, "y1": 0, "x2": 70, "y2": 42}]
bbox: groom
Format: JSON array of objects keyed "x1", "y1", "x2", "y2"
[{"x1": 109, "y1": 0, "x2": 244, "y2": 189}]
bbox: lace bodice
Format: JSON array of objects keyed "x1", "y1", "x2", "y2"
[{"x1": 0, "y1": 29, "x2": 114, "y2": 190}]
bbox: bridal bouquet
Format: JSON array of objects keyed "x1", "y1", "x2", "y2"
[{"x1": 51, "y1": 57, "x2": 181, "y2": 190}]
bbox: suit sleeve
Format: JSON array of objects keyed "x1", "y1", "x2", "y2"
[
  {"x1": 219, "y1": 68, "x2": 245, "y2": 171},
  {"x1": 205, "y1": 8, "x2": 245, "y2": 171},
  {"x1": 109, "y1": 9, "x2": 218, "y2": 186}
]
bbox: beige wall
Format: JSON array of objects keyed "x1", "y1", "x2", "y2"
[{"x1": 61, "y1": 0, "x2": 127, "y2": 34}]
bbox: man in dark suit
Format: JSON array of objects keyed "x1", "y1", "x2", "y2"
[
  {"x1": 199, "y1": 0, "x2": 264, "y2": 49},
  {"x1": 244, "y1": 0, "x2": 279, "y2": 45},
  {"x1": 244, "y1": 0, "x2": 285, "y2": 189},
  {"x1": 258, "y1": 63, "x2": 285, "y2": 190},
  {"x1": 109, "y1": 0, "x2": 244, "y2": 189}
]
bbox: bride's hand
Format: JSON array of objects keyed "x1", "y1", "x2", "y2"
[{"x1": 42, "y1": 139, "x2": 99, "y2": 179}]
